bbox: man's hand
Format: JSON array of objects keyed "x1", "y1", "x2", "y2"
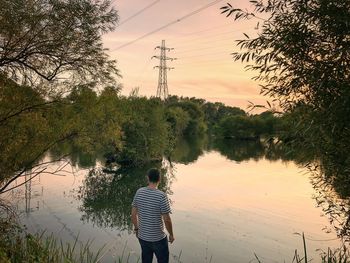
[
  {"x1": 168, "y1": 234, "x2": 175, "y2": 244},
  {"x1": 162, "y1": 213, "x2": 174, "y2": 244},
  {"x1": 134, "y1": 228, "x2": 139, "y2": 237},
  {"x1": 131, "y1": 207, "x2": 139, "y2": 238}
]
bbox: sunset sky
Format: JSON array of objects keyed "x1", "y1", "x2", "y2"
[{"x1": 104, "y1": 0, "x2": 267, "y2": 110}]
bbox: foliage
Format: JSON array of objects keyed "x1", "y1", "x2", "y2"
[
  {"x1": 0, "y1": 0, "x2": 119, "y2": 87},
  {"x1": 170, "y1": 134, "x2": 208, "y2": 164},
  {"x1": 76, "y1": 164, "x2": 173, "y2": 230},
  {"x1": 0, "y1": 75, "x2": 76, "y2": 189},
  {"x1": 115, "y1": 97, "x2": 170, "y2": 165},
  {"x1": 0, "y1": 210, "x2": 104, "y2": 263},
  {"x1": 166, "y1": 96, "x2": 208, "y2": 136},
  {"x1": 222, "y1": 0, "x2": 350, "y2": 110},
  {"x1": 222, "y1": 0, "x2": 350, "y2": 195},
  {"x1": 217, "y1": 115, "x2": 256, "y2": 139},
  {"x1": 0, "y1": 0, "x2": 120, "y2": 192},
  {"x1": 202, "y1": 101, "x2": 246, "y2": 128},
  {"x1": 215, "y1": 111, "x2": 281, "y2": 139},
  {"x1": 165, "y1": 106, "x2": 190, "y2": 137}
]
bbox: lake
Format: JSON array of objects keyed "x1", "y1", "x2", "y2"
[{"x1": 5, "y1": 138, "x2": 345, "y2": 262}]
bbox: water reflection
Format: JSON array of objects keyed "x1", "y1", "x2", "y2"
[
  {"x1": 212, "y1": 139, "x2": 265, "y2": 162},
  {"x1": 50, "y1": 143, "x2": 106, "y2": 169},
  {"x1": 51, "y1": 136, "x2": 350, "y2": 243},
  {"x1": 311, "y1": 171, "x2": 350, "y2": 242},
  {"x1": 169, "y1": 135, "x2": 208, "y2": 164},
  {"x1": 76, "y1": 162, "x2": 173, "y2": 230}
]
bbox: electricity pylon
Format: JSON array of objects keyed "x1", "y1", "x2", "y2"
[{"x1": 152, "y1": 40, "x2": 176, "y2": 100}]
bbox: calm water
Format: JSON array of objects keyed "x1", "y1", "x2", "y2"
[{"x1": 5, "y1": 139, "x2": 345, "y2": 262}]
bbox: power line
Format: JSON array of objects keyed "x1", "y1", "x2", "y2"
[
  {"x1": 113, "y1": 0, "x2": 224, "y2": 51},
  {"x1": 175, "y1": 44, "x2": 234, "y2": 54},
  {"x1": 173, "y1": 36, "x2": 236, "y2": 50},
  {"x1": 166, "y1": 22, "x2": 233, "y2": 40},
  {"x1": 117, "y1": 0, "x2": 162, "y2": 27},
  {"x1": 179, "y1": 50, "x2": 232, "y2": 59},
  {"x1": 171, "y1": 30, "x2": 236, "y2": 46},
  {"x1": 177, "y1": 58, "x2": 234, "y2": 66},
  {"x1": 170, "y1": 27, "x2": 256, "y2": 47}
]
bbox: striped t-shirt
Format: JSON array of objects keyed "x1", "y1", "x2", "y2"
[{"x1": 132, "y1": 187, "x2": 171, "y2": 242}]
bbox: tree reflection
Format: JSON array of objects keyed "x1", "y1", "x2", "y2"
[
  {"x1": 311, "y1": 167, "x2": 350, "y2": 242},
  {"x1": 71, "y1": 137, "x2": 350, "y2": 241},
  {"x1": 169, "y1": 135, "x2": 208, "y2": 164},
  {"x1": 76, "y1": 162, "x2": 173, "y2": 230},
  {"x1": 49, "y1": 143, "x2": 106, "y2": 169},
  {"x1": 211, "y1": 139, "x2": 265, "y2": 162}
]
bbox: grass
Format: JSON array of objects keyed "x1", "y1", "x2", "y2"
[
  {"x1": 254, "y1": 232, "x2": 350, "y2": 263},
  {"x1": 0, "y1": 228, "x2": 105, "y2": 263},
  {"x1": 0, "y1": 215, "x2": 348, "y2": 263}
]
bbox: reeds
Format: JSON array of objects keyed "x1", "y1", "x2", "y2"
[
  {"x1": 254, "y1": 232, "x2": 350, "y2": 263},
  {"x1": 0, "y1": 230, "x2": 105, "y2": 263}
]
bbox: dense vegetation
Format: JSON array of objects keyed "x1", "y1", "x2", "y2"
[
  {"x1": 0, "y1": 77, "x2": 284, "y2": 192},
  {"x1": 222, "y1": 0, "x2": 350, "y2": 194}
]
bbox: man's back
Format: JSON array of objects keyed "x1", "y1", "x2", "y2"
[{"x1": 132, "y1": 187, "x2": 171, "y2": 242}]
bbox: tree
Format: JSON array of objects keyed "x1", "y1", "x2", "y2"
[
  {"x1": 202, "y1": 101, "x2": 246, "y2": 129},
  {"x1": 222, "y1": 0, "x2": 350, "y2": 180},
  {"x1": 217, "y1": 115, "x2": 256, "y2": 139},
  {"x1": 222, "y1": 0, "x2": 350, "y2": 111},
  {"x1": 0, "y1": 0, "x2": 120, "y2": 193},
  {"x1": 0, "y1": 0, "x2": 119, "y2": 87},
  {"x1": 165, "y1": 106, "x2": 190, "y2": 137},
  {"x1": 167, "y1": 100, "x2": 207, "y2": 135}
]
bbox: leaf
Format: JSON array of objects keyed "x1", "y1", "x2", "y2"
[
  {"x1": 227, "y1": 10, "x2": 234, "y2": 17},
  {"x1": 243, "y1": 33, "x2": 250, "y2": 39}
]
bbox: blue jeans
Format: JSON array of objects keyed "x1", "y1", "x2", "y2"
[{"x1": 138, "y1": 237, "x2": 169, "y2": 263}]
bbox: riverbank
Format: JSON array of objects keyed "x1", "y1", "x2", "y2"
[{"x1": 0, "y1": 218, "x2": 348, "y2": 263}]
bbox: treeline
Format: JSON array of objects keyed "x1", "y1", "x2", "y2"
[{"x1": 0, "y1": 75, "x2": 286, "y2": 187}]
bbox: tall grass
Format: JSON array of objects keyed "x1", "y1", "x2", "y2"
[
  {"x1": 1, "y1": 213, "x2": 348, "y2": 263},
  {"x1": 0, "y1": 229, "x2": 105, "y2": 263},
  {"x1": 254, "y1": 232, "x2": 350, "y2": 263}
]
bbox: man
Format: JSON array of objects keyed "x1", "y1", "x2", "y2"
[{"x1": 131, "y1": 168, "x2": 174, "y2": 263}]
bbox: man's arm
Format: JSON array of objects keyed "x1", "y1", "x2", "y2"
[
  {"x1": 162, "y1": 213, "x2": 174, "y2": 243},
  {"x1": 131, "y1": 207, "x2": 139, "y2": 235}
]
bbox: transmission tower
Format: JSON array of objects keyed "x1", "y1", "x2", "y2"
[{"x1": 152, "y1": 40, "x2": 176, "y2": 100}]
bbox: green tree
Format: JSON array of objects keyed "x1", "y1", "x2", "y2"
[
  {"x1": 168, "y1": 100, "x2": 207, "y2": 135},
  {"x1": 0, "y1": 0, "x2": 120, "y2": 192},
  {"x1": 202, "y1": 101, "x2": 246, "y2": 129},
  {"x1": 222, "y1": 0, "x2": 350, "y2": 181},
  {"x1": 115, "y1": 97, "x2": 170, "y2": 165},
  {"x1": 217, "y1": 115, "x2": 256, "y2": 139},
  {"x1": 165, "y1": 106, "x2": 190, "y2": 137},
  {"x1": 0, "y1": 0, "x2": 119, "y2": 87}
]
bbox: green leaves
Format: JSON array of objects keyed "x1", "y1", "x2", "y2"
[
  {"x1": 223, "y1": 0, "x2": 350, "y2": 205},
  {"x1": 0, "y1": 0, "x2": 119, "y2": 88}
]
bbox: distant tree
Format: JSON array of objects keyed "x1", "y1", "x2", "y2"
[
  {"x1": 217, "y1": 115, "x2": 256, "y2": 139},
  {"x1": 0, "y1": 0, "x2": 119, "y2": 87},
  {"x1": 115, "y1": 97, "x2": 170, "y2": 165},
  {"x1": 202, "y1": 101, "x2": 246, "y2": 128},
  {"x1": 165, "y1": 107, "x2": 190, "y2": 137},
  {"x1": 251, "y1": 111, "x2": 277, "y2": 135},
  {"x1": 169, "y1": 101, "x2": 207, "y2": 135}
]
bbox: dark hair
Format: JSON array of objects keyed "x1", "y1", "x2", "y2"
[{"x1": 147, "y1": 168, "x2": 160, "y2": 183}]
